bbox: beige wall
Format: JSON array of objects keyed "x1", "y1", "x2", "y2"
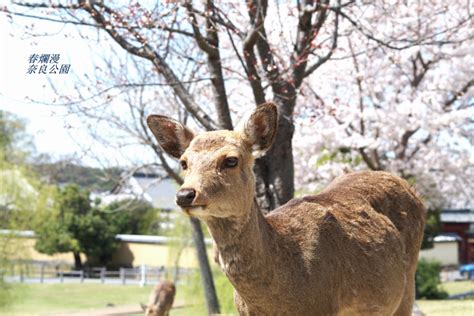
[
  {"x1": 7, "y1": 236, "x2": 211, "y2": 269},
  {"x1": 419, "y1": 241, "x2": 459, "y2": 266},
  {"x1": 6, "y1": 237, "x2": 86, "y2": 264},
  {"x1": 110, "y1": 242, "x2": 212, "y2": 268}
]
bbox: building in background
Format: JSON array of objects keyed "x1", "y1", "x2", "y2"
[
  {"x1": 419, "y1": 233, "x2": 461, "y2": 266},
  {"x1": 98, "y1": 171, "x2": 179, "y2": 210},
  {"x1": 92, "y1": 170, "x2": 179, "y2": 231},
  {"x1": 440, "y1": 209, "x2": 474, "y2": 264}
]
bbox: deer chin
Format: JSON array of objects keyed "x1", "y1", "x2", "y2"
[{"x1": 182, "y1": 205, "x2": 207, "y2": 217}]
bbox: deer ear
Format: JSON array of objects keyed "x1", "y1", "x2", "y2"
[
  {"x1": 147, "y1": 115, "x2": 195, "y2": 159},
  {"x1": 240, "y1": 102, "x2": 278, "y2": 157}
]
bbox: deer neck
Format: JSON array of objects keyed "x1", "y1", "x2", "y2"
[{"x1": 206, "y1": 199, "x2": 275, "y2": 286}]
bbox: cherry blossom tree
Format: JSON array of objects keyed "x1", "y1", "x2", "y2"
[{"x1": 294, "y1": 1, "x2": 473, "y2": 209}]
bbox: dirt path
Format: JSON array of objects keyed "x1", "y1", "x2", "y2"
[{"x1": 47, "y1": 300, "x2": 186, "y2": 316}]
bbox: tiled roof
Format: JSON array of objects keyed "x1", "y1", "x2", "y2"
[
  {"x1": 441, "y1": 209, "x2": 474, "y2": 223},
  {"x1": 102, "y1": 173, "x2": 179, "y2": 210}
]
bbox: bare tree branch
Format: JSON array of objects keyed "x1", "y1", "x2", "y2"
[
  {"x1": 395, "y1": 129, "x2": 419, "y2": 159},
  {"x1": 331, "y1": 5, "x2": 474, "y2": 50},
  {"x1": 184, "y1": 1, "x2": 218, "y2": 57},
  {"x1": 45, "y1": 80, "x2": 212, "y2": 107},
  {"x1": 243, "y1": 47, "x2": 267, "y2": 105},
  {"x1": 444, "y1": 79, "x2": 474, "y2": 109},
  {"x1": 85, "y1": 2, "x2": 218, "y2": 130},
  {"x1": 292, "y1": 0, "x2": 330, "y2": 88},
  {"x1": 11, "y1": 0, "x2": 218, "y2": 130},
  {"x1": 241, "y1": 0, "x2": 266, "y2": 105},
  {"x1": 411, "y1": 51, "x2": 435, "y2": 87},
  {"x1": 12, "y1": 1, "x2": 83, "y2": 9},
  {"x1": 407, "y1": 134, "x2": 432, "y2": 160},
  {"x1": 2, "y1": 9, "x2": 99, "y2": 27},
  {"x1": 6, "y1": 3, "x2": 194, "y2": 35},
  {"x1": 358, "y1": 148, "x2": 381, "y2": 170},
  {"x1": 184, "y1": 0, "x2": 233, "y2": 130},
  {"x1": 242, "y1": 0, "x2": 265, "y2": 51},
  {"x1": 303, "y1": 3, "x2": 339, "y2": 78},
  {"x1": 348, "y1": 37, "x2": 365, "y2": 135},
  {"x1": 246, "y1": 0, "x2": 297, "y2": 115}
]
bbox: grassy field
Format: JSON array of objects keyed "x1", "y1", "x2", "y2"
[
  {"x1": 442, "y1": 280, "x2": 474, "y2": 295},
  {"x1": 415, "y1": 281, "x2": 473, "y2": 316},
  {"x1": 0, "y1": 280, "x2": 471, "y2": 315},
  {"x1": 0, "y1": 268, "x2": 236, "y2": 316},
  {"x1": 1, "y1": 283, "x2": 153, "y2": 315},
  {"x1": 417, "y1": 300, "x2": 473, "y2": 316},
  {"x1": 0, "y1": 282, "x2": 223, "y2": 315}
]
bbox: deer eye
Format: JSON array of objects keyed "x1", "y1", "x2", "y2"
[
  {"x1": 222, "y1": 157, "x2": 238, "y2": 169},
  {"x1": 180, "y1": 160, "x2": 188, "y2": 170}
]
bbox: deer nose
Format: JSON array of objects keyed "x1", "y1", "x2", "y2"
[{"x1": 176, "y1": 188, "x2": 196, "y2": 207}]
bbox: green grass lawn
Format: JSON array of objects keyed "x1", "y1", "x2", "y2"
[
  {"x1": 417, "y1": 300, "x2": 473, "y2": 316},
  {"x1": 1, "y1": 283, "x2": 153, "y2": 315},
  {"x1": 442, "y1": 280, "x2": 474, "y2": 295},
  {"x1": 0, "y1": 280, "x2": 471, "y2": 316},
  {"x1": 416, "y1": 280, "x2": 474, "y2": 316},
  {"x1": 0, "y1": 269, "x2": 236, "y2": 316},
  {"x1": 0, "y1": 282, "x2": 233, "y2": 316},
  {"x1": 0, "y1": 282, "x2": 218, "y2": 316}
]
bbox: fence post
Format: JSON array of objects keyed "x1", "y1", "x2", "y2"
[
  {"x1": 139, "y1": 264, "x2": 146, "y2": 287},
  {"x1": 19, "y1": 268, "x2": 24, "y2": 283},
  {"x1": 158, "y1": 265, "x2": 164, "y2": 280},
  {"x1": 60, "y1": 271, "x2": 64, "y2": 283},
  {"x1": 80, "y1": 270, "x2": 84, "y2": 283},
  {"x1": 101, "y1": 267, "x2": 106, "y2": 284},
  {"x1": 40, "y1": 264, "x2": 45, "y2": 283},
  {"x1": 120, "y1": 268, "x2": 125, "y2": 285}
]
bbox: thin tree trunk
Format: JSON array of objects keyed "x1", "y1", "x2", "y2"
[
  {"x1": 208, "y1": 54, "x2": 233, "y2": 130},
  {"x1": 190, "y1": 217, "x2": 220, "y2": 315},
  {"x1": 73, "y1": 252, "x2": 82, "y2": 270}
]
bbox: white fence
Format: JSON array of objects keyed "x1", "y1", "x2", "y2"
[{"x1": 3, "y1": 261, "x2": 191, "y2": 286}]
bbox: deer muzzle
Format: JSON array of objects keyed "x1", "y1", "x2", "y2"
[{"x1": 176, "y1": 188, "x2": 197, "y2": 207}]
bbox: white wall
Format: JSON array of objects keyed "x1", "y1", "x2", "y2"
[{"x1": 419, "y1": 241, "x2": 458, "y2": 266}]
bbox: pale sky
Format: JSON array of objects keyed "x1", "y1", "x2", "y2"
[{"x1": 0, "y1": 10, "x2": 155, "y2": 167}]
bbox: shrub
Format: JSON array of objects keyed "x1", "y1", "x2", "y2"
[{"x1": 415, "y1": 259, "x2": 448, "y2": 299}]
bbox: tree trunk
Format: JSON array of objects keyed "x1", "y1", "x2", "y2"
[
  {"x1": 254, "y1": 113, "x2": 295, "y2": 212},
  {"x1": 190, "y1": 217, "x2": 221, "y2": 315},
  {"x1": 255, "y1": 96, "x2": 296, "y2": 213},
  {"x1": 208, "y1": 54, "x2": 233, "y2": 130},
  {"x1": 73, "y1": 251, "x2": 82, "y2": 270}
]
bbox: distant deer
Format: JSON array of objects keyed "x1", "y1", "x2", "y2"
[
  {"x1": 147, "y1": 103, "x2": 425, "y2": 315},
  {"x1": 141, "y1": 280, "x2": 176, "y2": 316}
]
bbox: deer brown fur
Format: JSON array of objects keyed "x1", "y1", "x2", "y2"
[
  {"x1": 147, "y1": 103, "x2": 426, "y2": 316},
  {"x1": 141, "y1": 280, "x2": 176, "y2": 316}
]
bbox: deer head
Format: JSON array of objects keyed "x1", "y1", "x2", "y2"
[
  {"x1": 140, "y1": 302, "x2": 158, "y2": 316},
  {"x1": 147, "y1": 103, "x2": 278, "y2": 219}
]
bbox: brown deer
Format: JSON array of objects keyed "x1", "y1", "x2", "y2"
[
  {"x1": 140, "y1": 280, "x2": 176, "y2": 316},
  {"x1": 147, "y1": 103, "x2": 426, "y2": 316}
]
